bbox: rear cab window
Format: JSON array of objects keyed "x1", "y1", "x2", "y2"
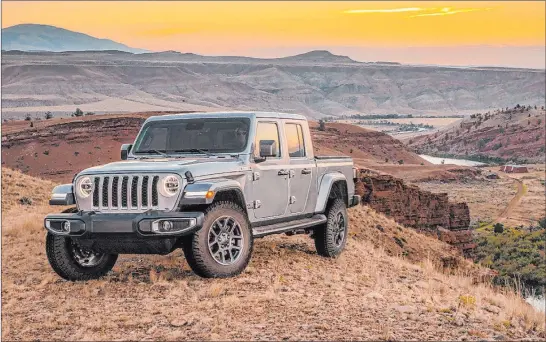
[{"x1": 284, "y1": 123, "x2": 306, "y2": 158}]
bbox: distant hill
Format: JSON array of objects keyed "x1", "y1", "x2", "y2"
[
  {"x1": 409, "y1": 106, "x2": 546, "y2": 163},
  {"x1": 1, "y1": 24, "x2": 148, "y2": 53},
  {"x1": 276, "y1": 50, "x2": 356, "y2": 63}
]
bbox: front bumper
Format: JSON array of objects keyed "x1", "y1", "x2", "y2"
[{"x1": 44, "y1": 211, "x2": 204, "y2": 238}]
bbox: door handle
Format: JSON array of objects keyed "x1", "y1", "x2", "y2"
[
  {"x1": 278, "y1": 169, "x2": 289, "y2": 176},
  {"x1": 301, "y1": 168, "x2": 312, "y2": 175}
]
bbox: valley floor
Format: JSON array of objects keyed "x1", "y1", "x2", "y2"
[{"x1": 415, "y1": 165, "x2": 546, "y2": 227}]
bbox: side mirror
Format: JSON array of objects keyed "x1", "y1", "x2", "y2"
[
  {"x1": 260, "y1": 140, "x2": 277, "y2": 156},
  {"x1": 121, "y1": 144, "x2": 132, "y2": 160}
]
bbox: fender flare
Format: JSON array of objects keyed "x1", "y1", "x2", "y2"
[
  {"x1": 179, "y1": 179, "x2": 245, "y2": 206},
  {"x1": 50, "y1": 184, "x2": 76, "y2": 206},
  {"x1": 314, "y1": 172, "x2": 347, "y2": 213}
]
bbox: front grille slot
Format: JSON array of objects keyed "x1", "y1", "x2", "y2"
[
  {"x1": 89, "y1": 174, "x2": 165, "y2": 212},
  {"x1": 111, "y1": 176, "x2": 119, "y2": 207},
  {"x1": 142, "y1": 176, "x2": 149, "y2": 206},
  {"x1": 121, "y1": 176, "x2": 128, "y2": 208},
  {"x1": 93, "y1": 177, "x2": 100, "y2": 207},
  {"x1": 152, "y1": 176, "x2": 159, "y2": 206},
  {"x1": 102, "y1": 177, "x2": 110, "y2": 207},
  {"x1": 131, "y1": 177, "x2": 139, "y2": 208}
]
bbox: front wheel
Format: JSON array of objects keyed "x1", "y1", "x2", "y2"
[
  {"x1": 314, "y1": 198, "x2": 348, "y2": 258},
  {"x1": 182, "y1": 201, "x2": 253, "y2": 278},
  {"x1": 46, "y1": 233, "x2": 118, "y2": 281}
]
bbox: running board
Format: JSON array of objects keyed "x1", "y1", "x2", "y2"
[{"x1": 252, "y1": 214, "x2": 327, "y2": 238}]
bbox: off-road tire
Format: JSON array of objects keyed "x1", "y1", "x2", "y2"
[
  {"x1": 182, "y1": 201, "x2": 253, "y2": 278},
  {"x1": 314, "y1": 198, "x2": 348, "y2": 258},
  {"x1": 45, "y1": 233, "x2": 118, "y2": 281}
]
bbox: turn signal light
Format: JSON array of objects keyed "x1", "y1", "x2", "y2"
[{"x1": 205, "y1": 191, "x2": 215, "y2": 199}]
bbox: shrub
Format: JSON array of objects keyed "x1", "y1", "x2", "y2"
[
  {"x1": 74, "y1": 151, "x2": 80, "y2": 156},
  {"x1": 458, "y1": 295, "x2": 476, "y2": 308},
  {"x1": 492, "y1": 143, "x2": 503, "y2": 150},
  {"x1": 18, "y1": 197, "x2": 33, "y2": 206},
  {"x1": 493, "y1": 223, "x2": 504, "y2": 234},
  {"x1": 43, "y1": 150, "x2": 49, "y2": 156},
  {"x1": 45, "y1": 111, "x2": 53, "y2": 120},
  {"x1": 73, "y1": 108, "x2": 84, "y2": 117},
  {"x1": 25, "y1": 114, "x2": 32, "y2": 121},
  {"x1": 397, "y1": 159, "x2": 404, "y2": 165},
  {"x1": 318, "y1": 119, "x2": 325, "y2": 131}
]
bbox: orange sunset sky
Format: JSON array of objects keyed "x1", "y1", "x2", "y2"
[{"x1": 2, "y1": 1, "x2": 545, "y2": 68}]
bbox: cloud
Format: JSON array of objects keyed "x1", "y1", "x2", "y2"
[
  {"x1": 409, "y1": 7, "x2": 492, "y2": 18},
  {"x1": 344, "y1": 6, "x2": 493, "y2": 18},
  {"x1": 344, "y1": 8, "x2": 423, "y2": 14}
]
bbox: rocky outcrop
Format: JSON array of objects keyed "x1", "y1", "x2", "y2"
[{"x1": 355, "y1": 169, "x2": 474, "y2": 251}]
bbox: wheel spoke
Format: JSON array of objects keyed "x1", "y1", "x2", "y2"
[{"x1": 331, "y1": 212, "x2": 346, "y2": 247}]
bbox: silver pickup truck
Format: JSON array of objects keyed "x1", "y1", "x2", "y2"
[{"x1": 45, "y1": 112, "x2": 360, "y2": 279}]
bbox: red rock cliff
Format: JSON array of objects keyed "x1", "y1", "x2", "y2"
[{"x1": 354, "y1": 170, "x2": 475, "y2": 251}]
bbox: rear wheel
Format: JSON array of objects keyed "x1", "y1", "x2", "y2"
[
  {"x1": 314, "y1": 198, "x2": 348, "y2": 257},
  {"x1": 183, "y1": 201, "x2": 253, "y2": 278},
  {"x1": 46, "y1": 233, "x2": 118, "y2": 281}
]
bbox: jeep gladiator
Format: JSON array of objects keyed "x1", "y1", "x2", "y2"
[{"x1": 45, "y1": 112, "x2": 360, "y2": 279}]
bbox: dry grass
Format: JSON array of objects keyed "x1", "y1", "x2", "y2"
[
  {"x1": 1, "y1": 168, "x2": 58, "y2": 212},
  {"x1": 2, "y1": 169, "x2": 544, "y2": 340}
]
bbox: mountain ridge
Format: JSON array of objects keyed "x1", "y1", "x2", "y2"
[{"x1": 1, "y1": 24, "x2": 149, "y2": 53}]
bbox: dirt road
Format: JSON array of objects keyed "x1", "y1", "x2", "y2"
[{"x1": 492, "y1": 176, "x2": 526, "y2": 224}]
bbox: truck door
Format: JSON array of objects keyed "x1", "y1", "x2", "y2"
[
  {"x1": 251, "y1": 121, "x2": 289, "y2": 219},
  {"x1": 284, "y1": 121, "x2": 314, "y2": 214}
]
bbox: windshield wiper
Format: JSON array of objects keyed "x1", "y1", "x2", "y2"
[
  {"x1": 135, "y1": 150, "x2": 173, "y2": 158},
  {"x1": 153, "y1": 149, "x2": 169, "y2": 157},
  {"x1": 174, "y1": 148, "x2": 216, "y2": 157}
]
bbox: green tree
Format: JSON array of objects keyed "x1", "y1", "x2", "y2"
[
  {"x1": 73, "y1": 108, "x2": 84, "y2": 117},
  {"x1": 538, "y1": 217, "x2": 546, "y2": 229},
  {"x1": 493, "y1": 223, "x2": 504, "y2": 234},
  {"x1": 318, "y1": 119, "x2": 326, "y2": 131}
]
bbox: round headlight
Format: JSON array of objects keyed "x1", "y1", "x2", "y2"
[
  {"x1": 161, "y1": 175, "x2": 180, "y2": 197},
  {"x1": 78, "y1": 177, "x2": 94, "y2": 198}
]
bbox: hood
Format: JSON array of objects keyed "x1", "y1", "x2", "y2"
[{"x1": 78, "y1": 157, "x2": 248, "y2": 178}]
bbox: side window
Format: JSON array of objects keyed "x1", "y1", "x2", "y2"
[
  {"x1": 285, "y1": 123, "x2": 306, "y2": 158},
  {"x1": 254, "y1": 122, "x2": 281, "y2": 158}
]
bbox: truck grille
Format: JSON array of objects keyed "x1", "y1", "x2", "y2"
[{"x1": 91, "y1": 175, "x2": 160, "y2": 210}]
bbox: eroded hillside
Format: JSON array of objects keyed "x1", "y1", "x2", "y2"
[
  {"x1": 409, "y1": 106, "x2": 546, "y2": 163},
  {"x1": 1, "y1": 114, "x2": 427, "y2": 182},
  {"x1": 2, "y1": 51, "x2": 545, "y2": 119}
]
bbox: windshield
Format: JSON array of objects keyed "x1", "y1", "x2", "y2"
[{"x1": 133, "y1": 117, "x2": 250, "y2": 155}]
